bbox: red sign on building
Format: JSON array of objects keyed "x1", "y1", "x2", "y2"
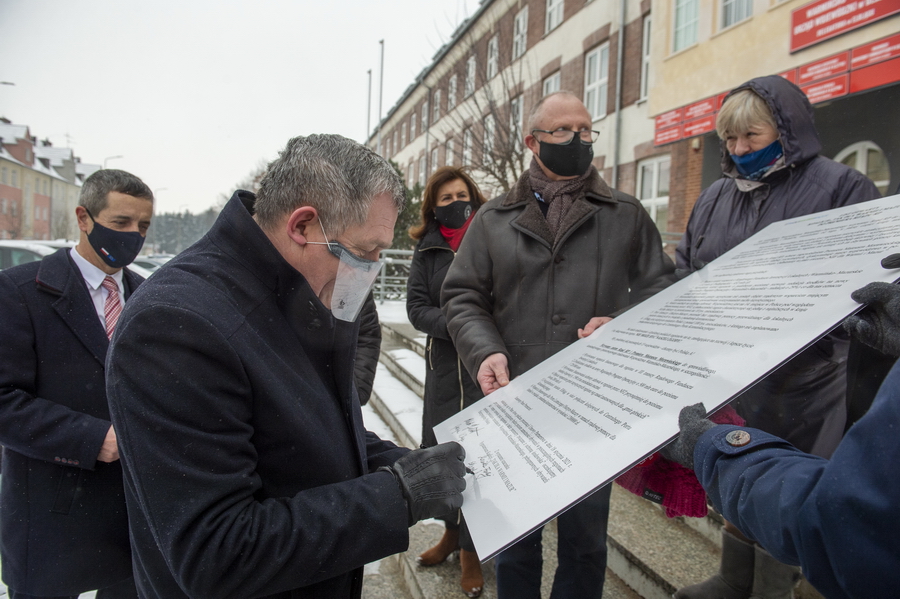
[
  {"x1": 683, "y1": 114, "x2": 717, "y2": 138},
  {"x1": 850, "y1": 55, "x2": 900, "y2": 92},
  {"x1": 790, "y1": 0, "x2": 900, "y2": 53},
  {"x1": 801, "y1": 73, "x2": 849, "y2": 103},
  {"x1": 798, "y1": 52, "x2": 850, "y2": 84},
  {"x1": 654, "y1": 125, "x2": 683, "y2": 146},
  {"x1": 851, "y1": 32, "x2": 900, "y2": 68},
  {"x1": 684, "y1": 97, "x2": 717, "y2": 120},
  {"x1": 655, "y1": 109, "x2": 683, "y2": 130}
]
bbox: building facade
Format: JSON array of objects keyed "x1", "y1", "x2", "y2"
[
  {"x1": 649, "y1": 0, "x2": 899, "y2": 233},
  {"x1": 372, "y1": 0, "x2": 897, "y2": 247},
  {"x1": 0, "y1": 119, "x2": 99, "y2": 241}
]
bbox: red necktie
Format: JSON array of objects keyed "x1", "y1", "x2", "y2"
[{"x1": 101, "y1": 276, "x2": 122, "y2": 339}]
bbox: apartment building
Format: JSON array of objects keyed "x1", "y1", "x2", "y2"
[
  {"x1": 371, "y1": 0, "x2": 675, "y2": 239},
  {"x1": 0, "y1": 119, "x2": 99, "y2": 240},
  {"x1": 373, "y1": 0, "x2": 897, "y2": 245}
]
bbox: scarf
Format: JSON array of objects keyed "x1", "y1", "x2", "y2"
[
  {"x1": 438, "y1": 212, "x2": 475, "y2": 251},
  {"x1": 528, "y1": 158, "x2": 592, "y2": 240}
]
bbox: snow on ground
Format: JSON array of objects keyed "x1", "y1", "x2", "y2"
[{"x1": 373, "y1": 300, "x2": 409, "y2": 324}]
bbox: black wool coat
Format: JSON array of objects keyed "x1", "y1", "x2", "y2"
[
  {"x1": 106, "y1": 191, "x2": 410, "y2": 599},
  {"x1": 0, "y1": 249, "x2": 143, "y2": 595},
  {"x1": 407, "y1": 225, "x2": 483, "y2": 447}
]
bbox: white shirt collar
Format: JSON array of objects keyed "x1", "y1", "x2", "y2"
[{"x1": 70, "y1": 246, "x2": 124, "y2": 291}]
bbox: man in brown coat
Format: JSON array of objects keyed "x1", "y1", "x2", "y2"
[{"x1": 442, "y1": 92, "x2": 676, "y2": 599}]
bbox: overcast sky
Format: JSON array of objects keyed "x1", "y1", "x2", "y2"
[{"x1": 0, "y1": 0, "x2": 475, "y2": 213}]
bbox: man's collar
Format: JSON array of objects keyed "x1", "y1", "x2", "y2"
[{"x1": 70, "y1": 246, "x2": 123, "y2": 290}]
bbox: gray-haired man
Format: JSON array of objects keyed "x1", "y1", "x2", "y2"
[{"x1": 106, "y1": 134, "x2": 466, "y2": 599}]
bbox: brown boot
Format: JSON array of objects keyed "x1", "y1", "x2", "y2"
[
  {"x1": 416, "y1": 527, "x2": 459, "y2": 566},
  {"x1": 460, "y1": 548, "x2": 484, "y2": 598}
]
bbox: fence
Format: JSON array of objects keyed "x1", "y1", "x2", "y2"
[{"x1": 374, "y1": 249, "x2": 413, "y2": 302}]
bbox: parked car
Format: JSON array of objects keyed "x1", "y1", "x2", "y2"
[{"x1": 0, "y1": 239, "x2": 153, "y2": 278}]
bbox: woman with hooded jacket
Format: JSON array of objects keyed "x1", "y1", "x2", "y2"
[
  {"x1": 674, "y1": 75, "x2": 881, "y2": 599},
  {"x1": 407, "y1": 166, "x2": 487, "y2": 597}
]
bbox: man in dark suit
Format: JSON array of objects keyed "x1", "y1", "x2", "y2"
[
  {"x1": 0, "y1": 169, "x2": 154, "y2": 599},
  {"x1": 105, "y1": 134, "x2": 466, "y2": 599}
]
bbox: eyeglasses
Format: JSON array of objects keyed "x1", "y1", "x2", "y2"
[{"x1": 531, "y1": 128, "x2": 600, "y2": 144}]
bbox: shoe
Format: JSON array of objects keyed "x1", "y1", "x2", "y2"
[
  {"x1": 674, "y1": 529, "x2": 754, "y2": 599},
  {"x1": 416, "y1": 527, "x2": 460, "y2": 566},
  {"x1": 460, "y1": 548, "x2": 484, "y2": 598},
  {"x1": 750, "y1": 545, "x2": 800, "y2": 599}
]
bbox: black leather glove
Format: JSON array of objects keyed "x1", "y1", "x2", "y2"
[
  {"x1": 381, "y1": 442, "x2": 466, "y2": 526},
  {"x1": 660, "y1": 403, "x2": 716, "y2": 470},
  {"x1": 844, "y1": 281, "x2": 900, "y2": 358}
]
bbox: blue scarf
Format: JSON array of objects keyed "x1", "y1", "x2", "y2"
[{"x1": 731, "y1": 140, "x2": 783, "y2": 180}]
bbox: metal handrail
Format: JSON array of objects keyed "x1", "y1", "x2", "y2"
[{"x1": 375, "y1": 249, "x2": 414, "y2": 302}]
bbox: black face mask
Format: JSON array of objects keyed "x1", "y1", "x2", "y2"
[
  {"x1": 538, "y1": 135, "x2": 594, "y2": 177},
  {"x1": 434, "y1": 200, "x2": 473, "y2": 229},
  {"x1": 86, "y1": 210, "x2": 145, "y2": 268}
]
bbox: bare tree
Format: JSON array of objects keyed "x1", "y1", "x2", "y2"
[{"x1": 440, "y1": 49, "x2": 534, "y2": 197}]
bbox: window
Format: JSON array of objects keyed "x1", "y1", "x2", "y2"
[
  {"x1": 721, "y1": 0, "x2": 752, "y2": 29},
  {"x1": 835, "y1": 141, "x2": 891, "y2": 195},
  {"x1": 543, "y1": 71, "x2": 561, "y2": 96},
  {"x1": 510, "y1": 94, "x2": 524, "y2": 150},
  {"x1": 463, "y1": 129, "x2": 473, "y2": 166},
  {"x1": 433, "y1": 90, "x2": 442, "y2": 122},
  {"x1": 408, "y1": 161, "x2": 415, "y2": 187},
  {"x1": 35, "y1": 206, "x2": 40, "y2": 219},
  {"x1": 640, "y1": 16, "x2": 652, "y2": 100},
  {"x1": 446, "y1": 138, "x2": 455, "y2": 166},
  {"x1": 546, "y1": 0, "x2": 564, "y2": 33},
  {"x1": 465, "y1": 55, "x2": 476, "y2": 97},
  {"x1": 448, "y1": 75, "x2": 458, "y2": 109},
  {"x1": 674, "y1": 0, "x2": 699, "y2": 52},
  {"x1": 418, "y1": 155, "x2": 427, "y2": 187},
  {"x1": 393, "y1": 131, "x2": 398, "y2": 154},
  {"x1": 410, "y1": 113, "x2": 417, "y2": 140},
  {"x1": 401, "y1": 123, "x2": 407, "y2": 148},
  {"x1": 584, "y1": 43, "x2": 610, "y2": 120},
  {"x1": 483, "y1": 114, "x2": 496, "y2": 164},
  {"x1": 637, "y1": 156, "x2": 671, "y2": 236},
  {"x1": 386, "y1": 136, "x2": 392, "y2": 158},
  {"x1": 11, "y1": 201, "x2": 17, "y2": 216},
  {"x1": 11, "y1": 171, "x2": 17, "y2": 187},
  {"x1": 431, "y1": 146, "x2": 440, "y2": 171},
  {"x1": 1, "y1": 198, "x2": 6, "y2": 214},
  {"x1": 513, "y1": 7, "x2": 529, "y2": 60},
  {"x1": 1, "y1": 167, "x2": 6, "y2": 184},
  {"x1": 487, "y1": 35, "x2": 499, "y2": 79}
]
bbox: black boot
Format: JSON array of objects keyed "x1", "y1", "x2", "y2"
[
  {"x1": 750, "y1": 545, "x2": 800, "y2": 599},
  {"x1": 674, "y1": 529, "x2": 754, "y2": 599}
]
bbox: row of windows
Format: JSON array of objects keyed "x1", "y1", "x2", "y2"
[
  {"x1": 674, "y1": 0, "x2": 756, "y2": 53},
  {"x1": 0, "y1": 198, "x2": 20, "y2": 216},
  {"x1": 387, "y1": 10, "x2": 655, "y2": 161},
  {"x1": 0, "y1": 166, "x2": 57, "y2": 196},
  {"x1": 387, "y1": 0, "x2": 574, "y2": 158}
]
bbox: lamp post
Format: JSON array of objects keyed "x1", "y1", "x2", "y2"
[{"x1": 103, "y1": 155, "x2": 123, "y2": 169}]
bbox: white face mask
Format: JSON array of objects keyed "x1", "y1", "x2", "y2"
[{"x1": 307, "y1": 220, "x2": 384, "y2": 322}]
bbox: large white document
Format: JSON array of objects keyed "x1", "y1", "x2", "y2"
[{"x1": 434, "y1": 195, "x2": 900, "y2": 561}]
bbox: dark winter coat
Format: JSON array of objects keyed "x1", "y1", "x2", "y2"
[
  {"x1": 0, "y1": 249, "x2": 143, "y2": 595},
  {"x1": 695, "y1": 358, "x2": 900, "y2": 599},
  {"x1": 106, "y1": 191, "x2": 410, "y2": 599},
  {"x1": 675, "y1": 75, "x2": 881, "y2": 456},
  {"x1": 442, "y1": 166, "x2": 676, "y2": 381},
  {"x1": 407, "y1": 224, "x2": 483, "y2": 447},
  {"x1": 354, "y1": 291, "x2": 381, "y2": 405}
]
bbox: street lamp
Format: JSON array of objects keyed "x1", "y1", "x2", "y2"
[
  {"x1": 0, "y1": 81, "x2": 14, "y2": 86},
  {"x1": 103, "y1": 155, "x2": 123, "y2": 169}
]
